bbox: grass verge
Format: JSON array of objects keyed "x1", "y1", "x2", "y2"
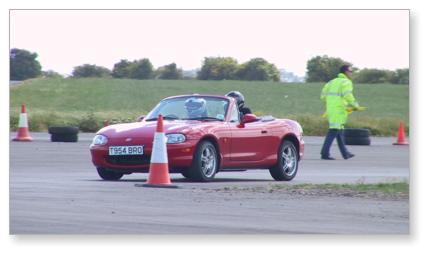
[
  {"x1": 216, "y1": 182, "x2": 409, "y2": 200},
  {"x1": 269, "y1": 182, "x2": 409, "y2": 194},
  {"x1": 10, "y1": 78, "x2": 409, "y2": 135}
]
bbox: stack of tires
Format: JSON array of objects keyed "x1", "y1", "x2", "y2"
[
  {"x1": 48, "y1": 126, "x2": 79, "y2": 142},
  {"x1": 344, "y1": 128, "x2": 371, "y2": 146}
]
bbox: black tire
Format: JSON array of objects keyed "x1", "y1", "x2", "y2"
[
  {"x1": 344, "y1": 128, "x2": 370, "y2": 138},
  {"x1": 345, "y1": 136, "x2": 371, "y2": 146},
  {"x1": 187, "y1": 141, "x2": 218, "y2": 182},
  {"x1": 51, "y1": 133, "x2": 78, "y2": 142},
  {"x1": 269, "y1": 140, "x2": 299, "y2": 181},
  {"x1": 48, "y1": 126, "x2": 79, "y2": 135},
  {"x1": 96, "y1": 167, "x2": 124, "y2": 181}
]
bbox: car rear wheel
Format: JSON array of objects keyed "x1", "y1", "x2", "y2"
[
  {"x1": 269, "y1": 140, "x2": 298, "y2": 181},
  {"x1": 96, "y1": 167, "x2": 124, "y2": 181},
  {"x1": 187, "y1": 141, "x2": 218, "y2": 182}
]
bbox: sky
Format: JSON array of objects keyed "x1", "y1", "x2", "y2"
[{"x1": 10, "y1": 9, "x2": 409, "y2": 77}]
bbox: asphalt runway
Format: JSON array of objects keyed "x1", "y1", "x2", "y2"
[{"x1": 10, "y1": 133, "x2": 409, "y2": 234}]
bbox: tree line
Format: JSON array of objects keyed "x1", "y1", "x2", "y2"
[
  {"x1": 306, "y1": 55, "x2": 409, "y2": 84},
  {"x1": 69, "y1": 56, "x2": 281, "y2": 82},
  {"x1": 10, "y1": 48, "x2": 408, "y2": 84}
]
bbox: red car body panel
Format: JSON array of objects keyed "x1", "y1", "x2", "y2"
[{"x1": 90, "y1": 95, "x2": 304, "y2": 173}]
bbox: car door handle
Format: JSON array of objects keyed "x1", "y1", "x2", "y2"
[{"x1": 261, "y1": 130, "x2": 267, "y2": 134}]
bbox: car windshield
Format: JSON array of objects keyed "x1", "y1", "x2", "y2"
[{"x1": 146, "y1": 96, "x2": 229, "y2": 121}]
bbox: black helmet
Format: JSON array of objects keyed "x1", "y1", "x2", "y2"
[{"x1": 225, "y1": 91, "x2": 245, "y2": 109}]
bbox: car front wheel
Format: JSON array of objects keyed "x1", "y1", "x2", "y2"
[
  {"x1": 96, "y1": 167, "x2": 124, "y2": 181},
  {"x1": 187, "y1": 141, "x2": 218, "y2": 182},
  {"x1": 269, "y1": 140, "x2": 298, "y2": 181}
]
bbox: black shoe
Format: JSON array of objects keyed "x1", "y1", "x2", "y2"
[
  {"x1": 321, "y1": 156, "x2": 335, "y2": 160},
  {"x1": 344, "y1": 153, "x2": 355, "y2": 160}
]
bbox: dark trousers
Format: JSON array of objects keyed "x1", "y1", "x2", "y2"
[{"x1": 321, "y1": 129, "x2": 350, "y2": 158}]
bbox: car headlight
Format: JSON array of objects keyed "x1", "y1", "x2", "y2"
[
  {"x1": 92, "y1": 134, "x2": 108, "y2": 145},
  {"x1": 166, "y1": 133, "x2": 186, "y2": 144}
]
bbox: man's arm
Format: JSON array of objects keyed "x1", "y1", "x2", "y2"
[
  {"x1": 241, "y1": 107, "x2": 252, "y2": 115},
  {"x1": 341, "y1": 80, "x2": 359, "y2": 108},
  {"x1": 320, "y1": 82, "x2": 330, "y2": 102}
]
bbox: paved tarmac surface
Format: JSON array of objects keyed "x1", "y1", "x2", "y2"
[{"x1": 10, "y1": 133, "x2": 409, "y2": 234}]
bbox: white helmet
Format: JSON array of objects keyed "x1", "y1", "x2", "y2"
[{"x1": 184, "y1": 97, "x2": 207, "y2": 118}]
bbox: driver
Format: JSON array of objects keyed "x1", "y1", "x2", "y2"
[
  {"x1": 225, "y1": 91, "x2": 252, "y2": 116},
  {"x1": 184, "y1": 97, "x2": 208, "y2": 118}
]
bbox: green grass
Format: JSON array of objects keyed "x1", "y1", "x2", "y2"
[
  {"x1": 10, "y1": 78, "x2": 409, "y2": 135},
  {"x1": 218, "y1": 182, "x2": 409, "y2": 196},
  {"x1": 270, "y1": 182, "x2": 409, "y2": 194}
]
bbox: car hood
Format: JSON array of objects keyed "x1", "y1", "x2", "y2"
[{"x1": 96, "y1": 120, "x2": 217, "y2": 140}]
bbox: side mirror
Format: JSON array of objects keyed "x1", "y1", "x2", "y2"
[
  {"x1": 242, "y1": 114, "x2": 258, "y2": 123},
  {"x1": 137, "y1": 115, "x2": 145, "y2": 122}
]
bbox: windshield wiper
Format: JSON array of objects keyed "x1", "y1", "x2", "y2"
[
  {"x1": 183, "y1": 116, "x2": 223, "y2": 121},
  {"x1": 145, "y1": 116, "x2": 179, "y2": 121}
]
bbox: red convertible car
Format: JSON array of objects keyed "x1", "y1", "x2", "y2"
[{"x1": 90, "y1": 94, "x2": 304, "y2": 182}]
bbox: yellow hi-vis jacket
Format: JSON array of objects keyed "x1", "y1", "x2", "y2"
[{"x1": 321, "y1": 73, "x2": 359, "y2": 129}]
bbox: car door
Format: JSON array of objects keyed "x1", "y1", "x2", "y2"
[{"x1": 228, "y1": 103, "x2": 269, "y2": 161}]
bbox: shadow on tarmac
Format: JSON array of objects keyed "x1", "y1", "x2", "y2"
[{"x1": 84, "y1": 178, "x2": 272, "y2": 183}]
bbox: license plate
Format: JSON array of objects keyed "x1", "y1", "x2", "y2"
[{"x1": 108, "y1": 146, "x2": 144, "y2": 156}]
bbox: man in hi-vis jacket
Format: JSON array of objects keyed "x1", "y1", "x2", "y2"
[{"x1": 320, "y1": 65, "x2": 359, "y2": 160}]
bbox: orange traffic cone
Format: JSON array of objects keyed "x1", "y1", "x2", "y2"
[
  {"x1": 393, "y1": 121, "x2": 409, "y2": 145},
  {"x1": 136, "y1": 114, "x2": 177, "y2": 188},
  {"x1": 12, "y1": 104, "x2": 33, "y2": 142}
]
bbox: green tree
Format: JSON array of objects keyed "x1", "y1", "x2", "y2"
[
  {"x1": 129, "y1": 58, "x2": 154, "y2": 79},
  {"x1": 197, "y1": 57, "x2": 238, "y2": 80},
  {"x1": 389, "y1": 68, "x2": 409, "y2": 84},
  {"x1": 112, "y1": 59, "x2": 133, "y2": 78},
  {"x1": 235, "y1": 58, "x2": 280, "y2": 82},
  {"x1": 156, "y1": 63, "x2": 183, "y2": 80},
  {"x1": 72, "y1": 64, "x2": 111, "y2": 78},
  {"x1": 354, "y1": 68, "x2": 395, "y2": 84},
  {"x1": 10, "y1": 48, "x2": 42, "y2": 80},
  {"x1": 306, "y1": 55, "x2": 352, "y2": 82},
  {"x1": 42, "y1": 70, "x2": 63, "y2": 78}
]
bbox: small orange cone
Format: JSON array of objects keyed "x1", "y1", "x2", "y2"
[
  {"x1": 12, "y1": 104, "x2": 33, "y2": 142},
  {"x1": 136, "y1": 114, "x2": 177, "y2": 188},
  {"x1": 393, "y1": 121, "x2": 409, "y2": 145}
]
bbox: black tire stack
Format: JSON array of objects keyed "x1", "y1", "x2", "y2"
[
  {"x1": 48, "y1": 126, "x2": 79, "y2": 142},
  {"x1": 344, "y1": 128, "x2": 371, "y2": 146}
]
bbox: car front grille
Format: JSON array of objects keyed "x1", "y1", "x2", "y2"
[{"x1": 107, "y1": 155, "x2": 151, "y2": 166}]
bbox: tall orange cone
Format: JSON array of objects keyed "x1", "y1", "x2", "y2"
[
  {"x1": 12, "y1": 104, "x2": 33, "y2": 142},
  {"x1": 136, "y1": 114, "x2": 178, "y2": 188},
  {"x1": 393, "y1": 121, "x2": 409, "y2": 145}
]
